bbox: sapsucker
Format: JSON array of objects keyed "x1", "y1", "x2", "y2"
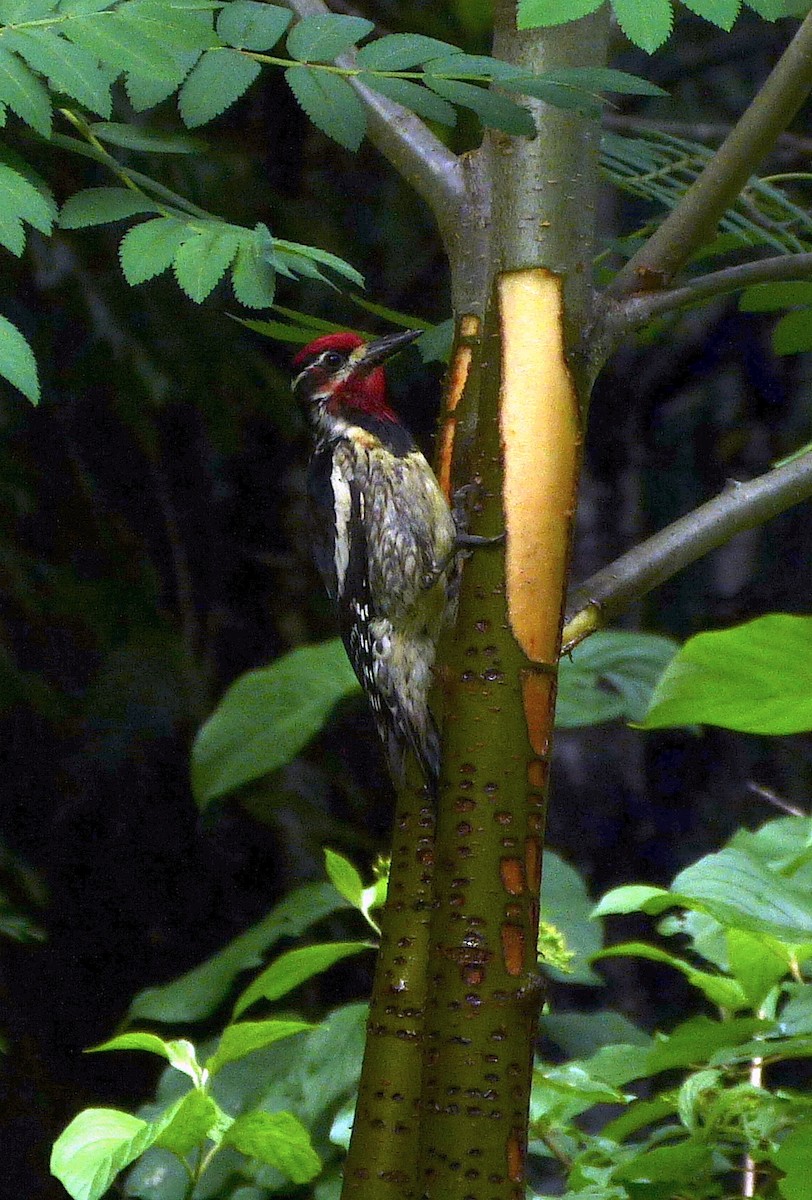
[{"x1": 292, "y1": 329, "x2": 457, "y2": 792}]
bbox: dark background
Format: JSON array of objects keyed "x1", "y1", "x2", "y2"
[{"x1": 1, "y1": 4, "x2": 811, "y2": 1196}]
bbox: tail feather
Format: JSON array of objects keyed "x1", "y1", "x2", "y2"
[{"x1": 380, "y1": 711, "x2": 439, "y2": 797}]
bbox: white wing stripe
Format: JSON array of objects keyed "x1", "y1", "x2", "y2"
[{"x1": 330, "y1": 458, "x2": 352, "y2": 596}]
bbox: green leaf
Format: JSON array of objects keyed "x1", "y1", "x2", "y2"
[
  {"x1": 359, "y1": 74, "x2": 456, "y2": 125},
  {"x1": 63, "y1": 12, "x2": 183, "y2": 79},
  {"x1": 640, "y1": 614, "x2": 812, "y2": 735},
  {"x1": 2, "y1": 29, "x2": 112, "y2": 116},
  {"x1": 537, "y1": 66, "x2": 668, "y2": 97},
  {"x1": 594, "y1": 941, "x2": 748, "y2": 1009},
  {"x1": 285, "y1": 64, "x2": 366, "y2": 151},
  {"x1": 773, "y1": 308, "x2": 812, "y2": 355},
  {"x1": 773, "y1": 1121, "x2": 812, "y2": 1199},
  {"x1": 234, "y1": 941, "x2": 371, "y2": 1017},
  {"x1": 216, "y1": 0, "x2": 291, "y2": 50},
  {"x1": 0, "y1": 210, "x2": 24, "y2": 255},
  {"x1": 114, "y1": 1, "x2": 219, "y2": 53},
  {"x1": 517, "y1": 0, "x2": 604, "y2": 28},
  {"x1": 0, "y1": 163, "x2": 54, "y2": 233},
  {"x1": 611, "y1": 0, "x2": 674, "y2": 52},
  {"x1": 206, "y1": 1019, "x2": 314, "y2": 1075},
  {"x1": 681, "y1": 0, "x2": 741, "y2": 28},
  {"x1": 191, "y1": 640, "x2": 360, "y2": 808},
  {"x1": 557, "y1": 630, "x2": 678, "y2": 728},
  {"x1": 154, "y1": 1090, "x2": 217, "y2": 1157},
  {"x1": 59, "y1": 187, "x2": 160, "y2": 228},
  {"x1": 128, "y1": 880, "x2": 348, "y2": 1023},
  {"x1": 423, "y1": 53, "x2": 521, "y2": 81},
  {"x1": 125, "y1": 53, "x2": 197, "y2": 111},
  {"x1": 286, "y1": 13, "x2": 373, "y2": 62},
  {"x1": 223, "y1": 1110, "x2": 321, "y2": 1182},
  {"x1": 425, "y1": 77, "x2": 535, "y2": 137},
  {"x1": 740, "y1": 281, "x2": 812, "y2": 311},
  {"x1": 179, "y1": 48, "x2": 261, "y2": 127},
  {"x1": 0, "y1": 313, "x2": 38, "y2": 402},
  {"x1": 644, "y1": 1014, "x2": 772, "y2": 1074},
  {"x1": 231, "y1": 228, "x2": 276, "y2": 308},
  {"x1": 727, "y1": 928, "x2": 790, "y2": 1007},
  {"x1": 593, "y1": 883, "x2": 673, "y2": 917},
  {"x1": 89, "y1": 1034, "x2": 203, "y2": 1084},
  {"x1": 89, "y1": 122, "x2": 201, "y2": 153},
  {"x1": 0, "y1": 45, "x2": 51, "y2": 136},
  {"x1": 781, "y1": 984, "x2": 812, "y2": 1035},
  {"x1": 355, "y1": 33, "x2": 463, "y2": 70},
  {"x1": 50, "y1": 1109, "x2": 158, "y2": 1200},
  {"x1": 324, "y1": 848, "x2": 364, "y2": 909},
  {"x1": 542, "y1": 850, "x2": 603, "y2": 984},
  {"x1": 173, "y1": 225, "x2": 241, "y2": 302},
  {"x1": 612, "y1": 1137, "x2": 713, "y2": 1183},
  {"x1": 272, "y1": 237, "x2": 364, "y2": 286},
  {"x1": 674, "y1": 848, "x2": 812, "y2": 943},
  {"x1": 119, "y1": 216, "x2": 188, "y2": 284}
]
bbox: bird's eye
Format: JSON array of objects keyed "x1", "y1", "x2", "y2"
[{"x1": 323, "y1": 351, "x2": 343, "y2": 367}]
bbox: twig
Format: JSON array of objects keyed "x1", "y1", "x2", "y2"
[
  {"x1": 605, "y1": 10, "x2": 812, "y2": 301},
  {"x1": 561, "y1": 452, "x2": 812, "y2": 653},
  {"x1": 607, "y1": 250, "x2": 812, "y2": 337},
  {"x1": 747, "y1": 782, "x2": 807, "y2": 819}
]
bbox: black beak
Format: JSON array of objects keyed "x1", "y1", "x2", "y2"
[{"x1": 359, "y1": 329, "x2": 421, "y2": 370}]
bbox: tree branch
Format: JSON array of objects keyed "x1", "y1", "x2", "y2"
[
  {"x1": 604, "y1": 9, "x2": 812, "y2": 302},
  {"x1": 279, "y1": 0, "x2": 466, "y2": 241},
  {"x1": 561, "y1": 451, "x2": 812, "y2": 653},
  {"x1": 608, "y1": 250, "x2": 812, "y2": 336}
]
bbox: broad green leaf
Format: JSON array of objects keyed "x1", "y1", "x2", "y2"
[
  {"x1": 425, "y1": 77, "x2": 535, "y2": 137},
  {"x1": 773, "y1": 1121, "x2": 812, "y2": 1199},
  {"x1": 773, "y1": 308, "x2": 812, "y2": 356},
  {"x1": 611, "y1": 0, "x2": 674, "y2": 52},
  {"x1": 191, "y1": 640, "x2": 360, "y2": 807},
  {"x1": 0, "y1": 45, "x2": 51, "y2": 136},
  {"x1": 593, "y1": 884, "x2": 673, "y2": 917},
  {"x1": 542, "y1": 850, "x2": 603, "y2": 984},
  {"x1": 128, "y1": 881, "x2": 348, "y2": 1023},
  {"x1": 0, "y1": 210, "x2": 24, "y2": 255},
  {"x1": 119, "y1": 216, "x2": 188, "y2": 284},
  {"x1": 222, "y1": 1111, "x2": 321, "y2": 1182},
  {"x1": 126, "y1": 53, "x2": 197, "y2": 111},
  {"x1": 324, "y1": 849, "x2": 364, "y2": 909},
  {"x1": 355, "y1": 33, "x2": 463, "y2": 70},
  {"x1": 0, "y1": 163, "x2": 54, "y2": 233},
  {"x1": 730, "y1": 815, "x2": 812, "y2": 878},
  {"x1": 540, "y1": 1010, "x2": 652, "y2": 1059},
  {"x1": 517, "y1": 0, "x2": 604, "y2": 27},
  {"x1": 557, "y1": 630, "x2": 678, "y2": 728},
  {"x1": 114, "y1": 2, "x2": 219, "y2": 54},
  {"x1": 612, "y1": 1137, "x2": 713, "y2": 1183},
  {"x1": 780, "y1": 984, "x2": 812, "y2": 1035},
  {"x1": 59, "y1": 187, "x2": 160, "y2": 228},
  {"x1": 645, "y1": 1014, "x2": 772, "y2": 1074},
  {"x1": 50, "y1": 1109, "x2": 158, "y2": 1200},
  {"x1": 727, "y1": 928, "x2": 791, "y2": 1007},
  {"x1": 2, "y1": 29, "x2": 111, "y2": 116},
  {"x1": 0, "y1": 313, "x2": 38, "y2": 402},
  {"x1": 216, "y1": 0, "x2": 291, "y2": 50},
  {"x1": 285, "y1": 64, "x2": 366, "y2": 151},
  {"x1": 154, "y1": 1090, "x2": 217, "y2": 1157},
  {"x1": 63, "y1": 13, "x2": 183, "y2": 79},
  {"x1": 173, "y1": 226, "x2": 241, "y2": 302},
  {"x1": 179, "y1": 48, "x2": 261, "y2": 127},
  {"x1": 89, "y1": 1034, "x2": 203, "y2": 1084},
  {"x1": 234, "y1": 941, "x2": 371, "y2": 1016},
  {"x1": 674, "y1": 848, "x2": 812, "y2": 942},
  {"x1": 640, "y1": 614, "x2": 812, "y2": 735},
  {"x1": 231, "y1": 231, "x2": 276, "y2": 308},
  {"x1": 0, "y1": 0, "x2": 55, "y2": 17},
  {"x1": 681, "y1": 0, "x2": 741, "y2": 28},
  {"x1": 594, "y1": 941, "x2": 748, "y2": 1009},
  {"x1": 206, "y1": 1019, "x2": 314, "y2": 1075},
  {"x1": 286, "y1": 14, "x2": 373, "y2": 62},
  {"x1": 740, "y1": 281, "x2": 812, "y2": 311},
  {"x1": 90, "y1": 123, "x2": 201, "y2": 153},
  {"x1": 360, "y1": 74, "x2": 456, "y2": 125}
]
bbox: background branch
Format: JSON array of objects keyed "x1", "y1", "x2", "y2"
[
  {"x1": 605, "y1": 9, "x2": 812, "y2": 301},
  {"x1": 562, "y1": 452, "x2": 812, "y2": 652}
]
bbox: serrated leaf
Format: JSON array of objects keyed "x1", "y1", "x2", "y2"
[
  {"x1": 63, "y1": 12, "x2": 183, "y2": 79},
  {"x1": 0, "y1": 210, "x2": 24, "y2": 255},
  {"x1": 115, "y1": 1, "x2": 219, "y2": 53},
  {"x1": 125, "y1": 52, "x2": 197, "y2": 111},
  {"x1": 234, "y1": 941, "x2": 371, "y2": 1017},
  {"x1": 285, "y1": 64, "x2": 366, "y2": 151},
  {"x1": 231, "y1": 229, "x2": 276, "y2": 308},
  {"x1": 50, "y1": 1109, "x2": 158, "y2": 1200},
  {"x1": 0, "y1": 313, "x2": 38, "y2": 402},
  {"x1": 359, "y1": 73, "x2": 456, "y2": 125},
  {"x1": 119, "y1": 216, "x2": 188, "y2": 284},
  {"x1": 0, "y1": 0, "x2": 55, "y2": 18},
  {"x1": 681, "y1": 0, "x2": 742, "y2": 29},
  {"x1": 611, "y1": 0, "x2": 674, "y2": 51},
  {"x1": 2, "y1": 29, "x2": 112, "y2": 116},
  {"x1": 172, "y1": 225, "x2": 241, "y2": 302},
  {"x1": 425, "y1": 76, "x2": 535, "y2": 137},
  {"x1": 286, "y1": 13, "x2": 373, "y2": 62},
  {"x1": 223, "y1": 1111, "x2": 321, "y2": 1182},
  {"x1": 0, "y1": 163, "x2": 54, "y2": 233},
  {"x1": 539, "y1": 67, "x2": 668, "y2": 97},
  {"x1": 273, "y1": 237, "x2": 364, "y2": 286},
  {"x1": 179, "y1": 47, "x2": 260, "y2": 127},
  {"x1": 216, "y1": 0, "x2": 291, "y2": 50},
  {"x1": 59, "y1": 186, "x2": 160, "y2": 228},
  {"x1": 517, "y1": 0, "x2": 604, "y2": 28},
  {"x1": 206, "y1": 1019, "x2": 314, "y2": 1075},
  {"x1": 0, "y1": 46, "x2": 51, "y2": 136},
  {"x1": 423, "y1": 53, "x2": 521, "y2": 81},
  {"x1": 90, "y1": 122, "x2": 201, "y2": 153},
  {"x1": 356, "y1": 32, "x2": 463, "y2": 70},
  {"x1": 773, "y1": 308, "x2": 812, "y2": 355}
]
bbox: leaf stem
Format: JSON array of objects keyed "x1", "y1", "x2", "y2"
[{"x1": 561, "y1": 452, "x2": 812, "y2": 653}]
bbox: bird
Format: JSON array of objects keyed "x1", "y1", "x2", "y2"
[{"x1": 291, "y1": 329, "x2": 457, "y2": 792}]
